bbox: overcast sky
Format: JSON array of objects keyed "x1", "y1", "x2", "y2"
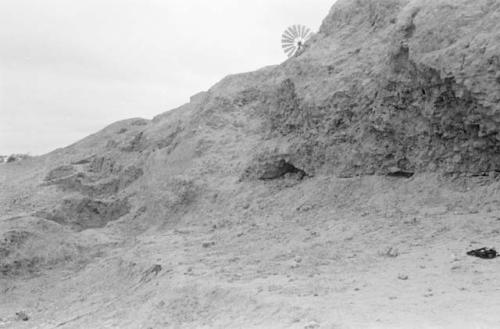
[{"x1": 0, "y1": 0, "x2": 334, "y2": 155}]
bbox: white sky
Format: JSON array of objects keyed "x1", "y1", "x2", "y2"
[{"x1": 0, "y1": 0, "x2": 334, "y2": 155}]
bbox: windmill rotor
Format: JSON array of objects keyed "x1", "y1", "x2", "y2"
[{"x1": 281, "y1": 24, "x2": 312, "y2": 58}]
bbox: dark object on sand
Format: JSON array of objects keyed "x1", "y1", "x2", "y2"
[
  {"x1": 467, "y1": 247, "x2": 497, "y2": 259},
  {"x1": 15, "y1": 311, "x2": 29, "y2": 321}
]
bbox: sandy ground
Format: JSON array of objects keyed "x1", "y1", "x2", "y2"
[
  {"x1": 1, "y1": 1, "x2": 500, "y2": 327},
  {"x1": 2, "y1": 174, "x2": 500, "y2": 329}
]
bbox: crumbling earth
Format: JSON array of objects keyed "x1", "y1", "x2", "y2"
[{"x1": 1, "y1": 0, "x2": 500, "y2": 328}]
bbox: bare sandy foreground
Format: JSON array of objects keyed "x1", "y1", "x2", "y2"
[
  {"x1": 2, "y1": 0, "x2": 500, "y2": 327},
  {"x1": 2, "y1": 173, "x2": 500, "y2": 328}
]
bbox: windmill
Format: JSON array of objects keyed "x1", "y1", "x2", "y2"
[{"x1": 281, "y1": 25, "x2": 312, "y2": 58}]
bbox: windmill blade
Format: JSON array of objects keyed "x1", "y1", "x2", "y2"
[
  {"x1": 282, "y1": 33, "x2": 294, "y2": 43},
  {"x1": 297, "y1": 25, "x2": 302, "y2": 37},
  {"x1": 281, "y1": 36, "x2": 295, "y2": 43},
  {"x1": 286, "y1": 48, "x2": 296, "y2": 57},
  {"x1": 281, "y1": 24, "x2": 312, "y2": 58},
  {"x1": 282, "y1": 42, "x2": 296, "y2": 51},
  {"x1": 282, "y1": 43, "x2": 296, "y2": 51},
  {"x1": 304, "y1": 27, "x2": 312, "y2": 40},
  {"x1": 299, "y1": 25, "x2": 306, "y2": 38},
  {"x1": 281, "y1": 33, "x2": 296, "y2": 47},
  {"x1": 299, "y1": 25, "x2": 307, "y2": 39},
  {"x1": 282, "y1": 40, "x2": 296, "y2": 48},
  {"x1": 301, "y1": 25, "x2": 311, "y2": 37},
  {"x1": 288, "y1": 47, "x2": 298, "y2": 56},
  {"x1": 281, "y1": 39, "x2": 295, "y2": 46},
  {"x1": 304, "y1": 27, "x2": 311, "y2": 39},
  {"x1": 284, "y1": 28, "x2": 295, "y2": 39},
  {"x1": 282, "y1": 44, "x2": 296, "y2": 51},
  {"x1": 284, "y1": 46, "x2": 298, "y2": 57},
  {"x1": 282, "y1": 28, "x2": 294, "y2": 37}
]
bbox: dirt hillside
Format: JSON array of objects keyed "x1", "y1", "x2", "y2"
[{"x1": 1, "y1": 0, "x2": 500, "y2": 328}]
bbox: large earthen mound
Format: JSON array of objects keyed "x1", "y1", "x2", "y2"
[{"x1": 1, "y1": 1, "x2": 500, "y2": 328}]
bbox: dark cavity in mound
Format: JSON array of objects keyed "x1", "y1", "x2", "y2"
[
  {"x1": 387, "y1": 171, "x2": 415, "y2": 178},
  {"x1": 36, "y1": 197, "x2": 131, "y2": 231},
  {"x1": 260, "y1": 159, "x2": 307, "y2": 180}
]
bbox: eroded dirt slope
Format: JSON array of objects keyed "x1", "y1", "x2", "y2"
[{"x1": 1, "y1": 0, "x2": 500, "y2": 328}]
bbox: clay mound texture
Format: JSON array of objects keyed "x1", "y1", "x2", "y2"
[
  {"x1": 1, "y1": 0, "x2": 500, "y2": 328},
  {"x1": 260, "y1": 0, "x2": 500, "y2": 177}
]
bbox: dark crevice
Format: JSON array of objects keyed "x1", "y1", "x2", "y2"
[
  {"x1": 470, "y1": 170, "x2": 500, "y2": 177},
  {"x1": 35, "y1": 197, "x2": 131, "y2": 231},
  {"x1": 260, "y1": 160, "x2": 307, "y2": 180},
  {"x1": 387, "y1": 171, "x2": 415, "y2": 178}
]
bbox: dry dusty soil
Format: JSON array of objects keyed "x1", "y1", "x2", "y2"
[{"x1": 2, "y1": 0, "x2": 500, "y2": 327}]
